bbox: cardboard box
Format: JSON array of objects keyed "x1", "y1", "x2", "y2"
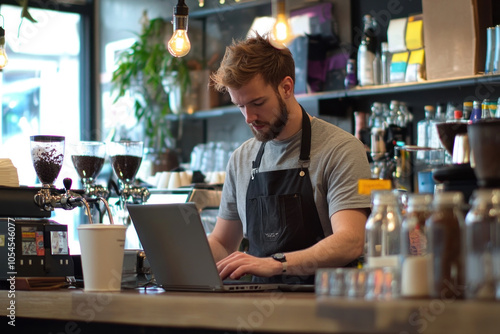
[{"x1": 422, "y1": 0, "x2": 492, "y2": 80}]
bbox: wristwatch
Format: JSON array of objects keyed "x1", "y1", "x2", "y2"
[{"x1": 271, "y1": 253, "x2": 287, "y2": 273}]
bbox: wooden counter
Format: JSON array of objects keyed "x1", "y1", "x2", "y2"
[{"x1": 1, "y1": 287, "x2": 500, "y2": 333}]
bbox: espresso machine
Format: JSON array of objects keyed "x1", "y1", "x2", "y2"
[{"x1": 0, "y1": 136, "x2": 113, "y2": 288}]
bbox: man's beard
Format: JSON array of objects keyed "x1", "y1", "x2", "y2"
[{"x1": 249, "y1": 94, "x2": 288, "y2": 142}]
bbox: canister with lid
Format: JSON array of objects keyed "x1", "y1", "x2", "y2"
[
  {"x1": 365, "y1": 190, "x2": 402, "y2": 268},
  {"x1": 400, "y1": 193, "x2": 433, "y2": 298},
  {"x1": 426, "y1": 191, "x2": 465, "y2": 299},
  {"x1": 464, "y1": 188, "x2": 500, "y2": 299}
]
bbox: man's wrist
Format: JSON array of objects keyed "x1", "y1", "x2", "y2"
[{"x1": 271, "y1": 253, "x2": 287, "y2": 274}]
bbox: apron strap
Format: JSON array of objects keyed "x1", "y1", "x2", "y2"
[
  {"x1": 252, "y1": 105, "x2": 311, "y2": 171},
  {"x1": 299, "y1": 106, "x2": 311, "y2": 163}
]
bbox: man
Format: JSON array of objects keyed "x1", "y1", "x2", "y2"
[{"x1": 208, "y1": 34, "x2": 371, "y2": 284}]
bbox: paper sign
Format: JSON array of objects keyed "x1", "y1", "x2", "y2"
[{"x1": 358, "y1": 179, "x2": 392, "y2": 195}]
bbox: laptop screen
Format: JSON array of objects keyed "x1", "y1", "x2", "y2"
[{"x1": 145, "y1": 189, "x2": 192, "y2": 204}]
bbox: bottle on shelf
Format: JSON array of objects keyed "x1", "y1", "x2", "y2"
[
  {"x1": 462, "y1": 101, "x2": 473, "y2": 121},
  {"x1": 417, "y1": 105, "x2": 435, "y2": 148},
  {"x1": 470, "y1": 100, "x2": 482, "y2": 122},
  {"x1": 373, "y1": 51, "x2": 382, "y2": 85},
  {"x1": 453, "y1": 109, "x2": 465, "y2": 122},
  {"x1": 380, "y1": 42, "x2": 390, "y2": 85},
  {"x1": 344, "y1": 59, "x2": 357, "y2": 89},
  {"x1": 428, "y1": 104, "x2": 445, "y2": 150},
  {"x1": 357, "y1": 14, "x2": 377, "y2": 86},
  {"x1": 489, "y1": 100, "x2": 497, "y2": 117},
  {"x1": 481, "y1": 99, "x2": 493, "y2": 119},
  {"x1": 399, "y1": 102, "x2": 413, "y2": 145}
]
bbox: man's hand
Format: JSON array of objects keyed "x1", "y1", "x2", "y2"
[{"x1": 216, "y1": 251, "x2": 282, "y2": 280}]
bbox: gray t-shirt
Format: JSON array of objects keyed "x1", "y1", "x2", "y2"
[{"x1": 218, "y1": 117, "x2": 372, "y2": 236}]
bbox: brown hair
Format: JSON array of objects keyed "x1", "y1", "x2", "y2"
[{"x1": 210, "y1": 33, "x2": 295, "y2": 93}]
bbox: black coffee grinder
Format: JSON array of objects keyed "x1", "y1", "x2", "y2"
[
  {"x1": 467, "y1": 119, "x2": 500, "y2": 189},
  {"x1": 0, "y1": 136, "x2": 106, "y2": 288},
  {"x1": 432, "y1": 122, "x2": 477, "y2": 203}
]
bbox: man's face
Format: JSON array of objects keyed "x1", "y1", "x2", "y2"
[{"x1": 228, "y1": 75, "x2": 288, "y2": 142}]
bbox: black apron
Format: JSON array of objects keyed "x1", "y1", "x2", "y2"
[{"x1": 246, "y1": 107, "x2": 325, "y2": 284}]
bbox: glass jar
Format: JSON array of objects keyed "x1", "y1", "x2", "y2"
[
  {"x1": 365, "y1": 190, "x2": 402, "y2": 268},
  {"x1": 400, "y1": 194, "x2": 433, "y2": 298},
  {"x1": 426, "y1": 191, "x2": 465, "y2": 299},
  {"x1": 464, "y1": 189, "x2": 500, "y2": 299}
]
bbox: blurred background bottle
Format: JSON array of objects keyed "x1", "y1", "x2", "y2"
[
  {"x1": 426, "y1": 192, "x2": 465, "y2": 299},
  {"x1": 357, "y1": 14, "x2": 377, "y2": 86}
]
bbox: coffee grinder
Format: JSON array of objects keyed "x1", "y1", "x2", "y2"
[
  {"x1": 0, "y1": 135, "x2": 111, "y2": 288},
  {"x1": 432, "y1": 122, "x2": 477, "y2": 202}
]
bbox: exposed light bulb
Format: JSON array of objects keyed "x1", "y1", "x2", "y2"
[
  {"x1": 0, "y1": 27, "x2": 8, "y2": 70},
  {"x1": 271, "y1": 0, "x2": 294, "y2": 48},
  {"x1": 168, "y1": 0, "x2": 191, "y2": 58},
  {"x1": 198, "y1": 0, "x2": 205, "y2": 7}
]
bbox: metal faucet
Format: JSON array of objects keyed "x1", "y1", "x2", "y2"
[{"x1": 33, "y1": 178, "x2": 116, "y2": 225}]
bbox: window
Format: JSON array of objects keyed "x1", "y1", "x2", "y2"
[
  {"x1": 0, "y1": 1, "x2": 94, "y2": 254},
  {"x1": 0, "y1": 4, "x2": 84, "y2": 185}
]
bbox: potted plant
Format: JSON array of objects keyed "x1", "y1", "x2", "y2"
[{"x1": 110, "y1": 16, "x2": 190, "y2": 172}]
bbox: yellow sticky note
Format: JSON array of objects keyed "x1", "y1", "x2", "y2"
[
  {"x1": 406, "y1": 17, "x2": 424, "y2": 50},
  {"x1": 358, "y1": 179, "x2": 392, "y2": 195}
]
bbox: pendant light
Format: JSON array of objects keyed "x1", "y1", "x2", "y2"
[
  {"x1": 270, "y1": 0, "x2": 294, "y2": 49},
  {"x1": 167, "y1": 0, "x2": 191, "y2": 58}
]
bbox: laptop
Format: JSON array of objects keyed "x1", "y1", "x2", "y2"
[{"x1": 126, "y1": 202, "x2": 281, "y2": 292}]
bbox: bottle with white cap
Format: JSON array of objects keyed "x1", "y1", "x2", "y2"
[{"x1": 400, "y1": 193, "x2": 433, "y2": 298}]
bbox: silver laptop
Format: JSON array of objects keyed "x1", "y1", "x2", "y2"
[{"x1": 126, "y1": 202, "x2": 280, "y2": 292}]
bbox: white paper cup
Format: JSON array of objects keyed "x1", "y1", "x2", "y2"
[{"x1": 78, "y1": 224, "x2": 127, "y2": 292}]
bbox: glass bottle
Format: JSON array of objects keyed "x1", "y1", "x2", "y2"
[
  {"x1": 365, "y1": 190, "x2": 402, "y2": 268},
  {"x1": 344, "y1": 59, "x2": 357, "y2": 89},
  {"x1": 481, "y1": 99, "x2": 493, "y2": 119},
  {"x1": 426, "y1": 191, "x2": 465, "y2": 299},
  {"x1": 381, "y1": 42, "x2": 390, "y2": 85},
  {"x1": 400, "y1": 194, "x2": 433, "y2": 298},
  {"x1": 464, "y1": 189, "x2": 500, "y2": 300},
  {"x1": 372, "y1": 51, "x2": 382, "y2": 85},
  {"x1": 357, "y1": 14, "x2": 377, "y2": 86},
  {"x1": 417, "y1": 105, "x2": 435, "y2": 148},
  {"x1": 470, "y1": 100, "x2": 482, "y2": 122},
  {"x1": 428, "y1": 104, "x2": 445, "y2": 150},
  {"x1": 462, "y1": 101, "x2": 473, "y2": 121}
]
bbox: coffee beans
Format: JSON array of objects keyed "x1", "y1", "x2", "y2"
[
  {"x1": 32, "y1": 148, "x2": 64, "y2": 185},
  {"x1": 111, "y1": 155, "x2": 142, "y2": 182},
  {"x1": 71, "y1": 155, "x2": 105, "y2": 180}
]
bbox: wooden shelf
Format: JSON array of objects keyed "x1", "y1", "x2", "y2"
[{"x1": 173, "y1": 74, "x2": 500, "y2": 121}]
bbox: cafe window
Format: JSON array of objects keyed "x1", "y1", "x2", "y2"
[
  {"x1": 0, "y1": 2, "x2": 91, "y2": 187},
  {"x1": 0, "y1": 1, "x2": 94, "y2": 254}
]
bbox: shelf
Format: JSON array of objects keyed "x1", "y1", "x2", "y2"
[
  {"x1": 172, "y1": 74, "x2": 500, "y2": 121},
  {"x1": 344, "y1": 74, "x2": 500, "y2": 98}
]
